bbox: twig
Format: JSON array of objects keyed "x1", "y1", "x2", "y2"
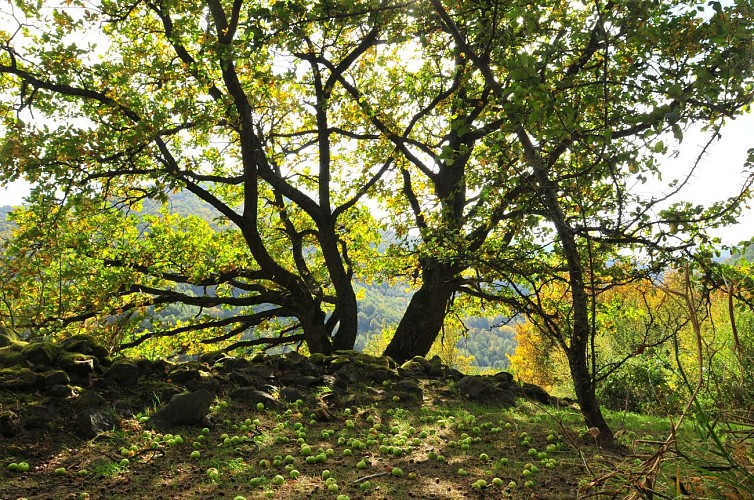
[{"x1": 353, "y1": 471, "x2": 389, "y2": 483}]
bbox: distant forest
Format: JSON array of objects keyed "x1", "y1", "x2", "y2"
[{"x1": 0, "y1": 195, "x2": 516, "y2": 371}]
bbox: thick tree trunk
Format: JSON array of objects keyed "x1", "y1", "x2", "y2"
[
  {"x1": 382, "y1": 264, "x2": 456, "y2": 364},
  {"x1": 331, "y1": 287, "x2": 358, "y2": 351},
  {"x1": 300, "y1": 308, "x2": 333, "y2": 355},
  {"x1": 318, "y1": 224, "x2": 358, "y2": 351}
]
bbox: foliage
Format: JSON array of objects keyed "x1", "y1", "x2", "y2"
[
  {"x1": 455, "y1": 320, "x2": 516, "y2": 372},
  {"x1": 508, "y1": 320, "x2": 569, "y2": 391},
  {"x1": 597, "y1": 350, "x2": 682, "y2": 415},
  {"x1": 0, "y1": 0, "x2": 754, "y2": 442},
  {"x1": 0, "y1": 205, "x2": 14, "y2": 238},
  {"x1": 0, "y1": 0, "x2": 397, "y2": 354}
]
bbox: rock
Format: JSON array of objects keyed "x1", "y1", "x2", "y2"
[
  {"x1": 244, "y1": 364, "x2": 275, "y2": 380},
  {"x1": 518, "y1": 383, "x2": 552, "y2": 404},
  {"x1": 498, "y1": 389, "x2": 517, "y2": 406},
  {"x1": 427, "y1": 355, "x2": 445, "y2": 377},
  {"x1": 71, "y1": 391, "x2": 107, "y2": 413},
  {"x1": 0, "y1": 344, "x2": 24, "y2": 368},
  {"x1": 293, "y1": 375, "x2": 323, "y2": 388},
  {"x1": 21, "y1": 341, "x2": 62, "y2": 368},
  {"x1": 0, "y1": 326, "x2": 20, "y2": 347},
  {"x1": 394, "y1": 379, "x2": 423, "y2": 399},
  {"x1": 398, "y1": 357, "x2": 430, "y2": 377},
  {"x1": 148, "y1": 390, "x2": 214, "y2": 428},
  {"x1": 0, "y1": 367, "x2": 40, "y2": 390},
  {"x1": 25, "y1": 404, "x2": 57, "y2": 429},
  {"x1": 107, "y1": 358, "x2": 140, "y2": 386},
  {"x1": 445, "y1": 367, "x2": 464, "y2": 380},
  {"x1": 365, "y1": 368, "x2": 393, "y2": 384},
  {"x1": 75, "y1": 409, "x2": 120, "y2": 439},
  {"x1": 153, "y1": 384, "x2": 184, "y2": 404},
  {"x1": 45, "y1": 384, "x2": 75, "y2": 398},
  {"x1": 185, "y1": 373, "x2": 221, "y2": 393},
  {"x1": 227, "y1": 370, "x2": 260, "y2": 387},
  {"x1": 229, "y1": 387, "x2": 279, "y2": 409},
  {"x1": 0, "y1": 410, "x2": 21, "y2": 437},
  {"x1": 332, "y1": 349, "x2": 361, "y2": 357},
  {"x1": 308, "y1": 352, "x2": 328, "y2": 365},
  {"x1": 493, "y1": 371, "x2": 514, "y2": 388},
  {"x1": 281, "y1": 350, "x2": 308, "y2": 367},
  {"x1": 198, "y1": 350, "x2": 225, "y2": 365},
  {"x1": 59, "y1": 335, "x2": 109, "y2": 360},
  {"x1": 133, "y1": 358, "x2": 156, "y2": 378},
  {"x1": 329, "y1": 355, "x2": 352, "y2": 370},
  {"x1": 278, "y1": 386, "x2": 308, "y2": 402},
  {"x1": 167, "y1": 366, "x2": 203, "y2": 384},
  {"x1": 57, "y1": 352, "x2": 97, "y2": 380},
  {"x1": 149, "y1": 359, "x2": 174, "y2": 378},
  {"x1": 40, "y1": 370, "x2": 71, "y2": 389},
  {"x1": 384, "y1": 390, "x2": 421, "y2": 403},
  {"x1": 456, "y1": 376, "x2": 497, "y2": 400},
  {"x1": 333, "y1": 363, "x2": 366, "y2": 384},
  {"x1": 216, "y1": 357, "x2": 252, "y2": 373}
]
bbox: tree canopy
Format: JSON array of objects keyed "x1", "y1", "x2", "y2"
[{"x1": 1, "y1": 0, "x2": 753, "y2": 440}]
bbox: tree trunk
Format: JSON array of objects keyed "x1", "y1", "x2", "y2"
[
  {"x1": 331, "y1": 287, "x2": 358, "y2": 351},
  {"x1": 383, "y1": 263, "x2": 456, "y2": 364},
  {"x1": 523, "y1": 142, "x2": 613, "y2": 441},
  {"x1": 300, "y1": 308, "x2": 333, "y2": 355},
  {"x1": 568, "y1": 345, "x2": 612, "y2": 440},
  {"x1": 318, "y1": 223, "x2": 358, "y2": 351}
]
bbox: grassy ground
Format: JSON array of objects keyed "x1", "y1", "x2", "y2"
[{"x1": 2, "y1": 380, "x2": 751, "y2": 499}]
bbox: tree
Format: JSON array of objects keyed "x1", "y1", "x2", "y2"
[
  {"x1": 1, "y1": 0, "x2": 753, "y2": 440},
  {"x1": 0, "y1": 0, "x2": 402, "y2": 353},
  {"x1": 413, "y1": 0, "x2": 754, "y2": 438}
]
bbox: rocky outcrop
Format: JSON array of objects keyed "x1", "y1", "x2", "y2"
[{"x1": 0, "y1": 332, "x2": 559, "y2": 439}]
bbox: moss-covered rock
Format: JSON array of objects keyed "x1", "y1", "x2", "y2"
[
  {"x1": 57, "y1": 351, "x2": 97, "y2": 379},
  {"x1": 167, "y1": 363, "x2": 207, "y2": 384},
  {"x1": 21, "y1": 341, "x2": 63, "y2": 368},
  {"x1": 148, "y1": 390, "x2": 214, "y2": 428},
  {"x1": 0, "y1": 409, "x2": 21, "y2": 437},
  {"x1": 0, "y1": 345, "x2": 25, "y2": 368},
  {"x1": 0, "y1": 326, "x2": 20, "y2": 347},
  {"x1": 59, "y1": 334, "x2": 109, "y2": 360},
  {"x1": 329, "y1": 355, "x2": 351, "y2": 370},
  {"x1": 308, "y1": 352, "x2": 327, "y2": 365},
  {"x1": 106, "y1": 357, "x2": 140, "y2": 386},
  {"x1": 40, "y1": 369, "x2": 71, "y2": 389},
  {"x1": 0, "y1": 366, "x2": 40, "y2": 390}
]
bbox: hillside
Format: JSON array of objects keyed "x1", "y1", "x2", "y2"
[
  {"x1": 0, "y1": 205, "x2": 14, "y2": 238},
  {"x1": 2, "y1": 332, "x2": 733, "y2": 499}
]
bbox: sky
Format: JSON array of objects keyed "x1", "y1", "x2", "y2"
[{"x1": 658, "y1": 112, "x2": 754, "y2": 246}]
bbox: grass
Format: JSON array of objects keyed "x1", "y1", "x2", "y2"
[{"x1": 2, "y1": 381, "x2": 751, "y2": 499}]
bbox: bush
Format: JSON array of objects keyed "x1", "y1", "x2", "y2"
[{"x1": 598, "y1": 352, "x2": 682, "y2": 415}]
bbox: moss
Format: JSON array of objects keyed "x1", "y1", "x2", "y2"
[
  {"x1": 0, "y1": 326, "x2": 20, "y2": 347},
  {"x1": 57, "y1": 351, "x2": 97, "y2": 377},
  {"x1": 329, "y1": 356, "x2": 351, "y2": 369},
  {"x1": 0, "y1": 366, "x2": 40, "y2": 390},
  {"x1": 309, "y1": 352, "x2": 327, "y2": 365},
  {"x1": 21, "y1": 341, "x2": 63, "y2": 367},
  {"x1": 0, "y1": 345, "x2": 25, "y2": 368},
  {"x1": 60, "y1": 334, "x2": 109, "y2": 360}
]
